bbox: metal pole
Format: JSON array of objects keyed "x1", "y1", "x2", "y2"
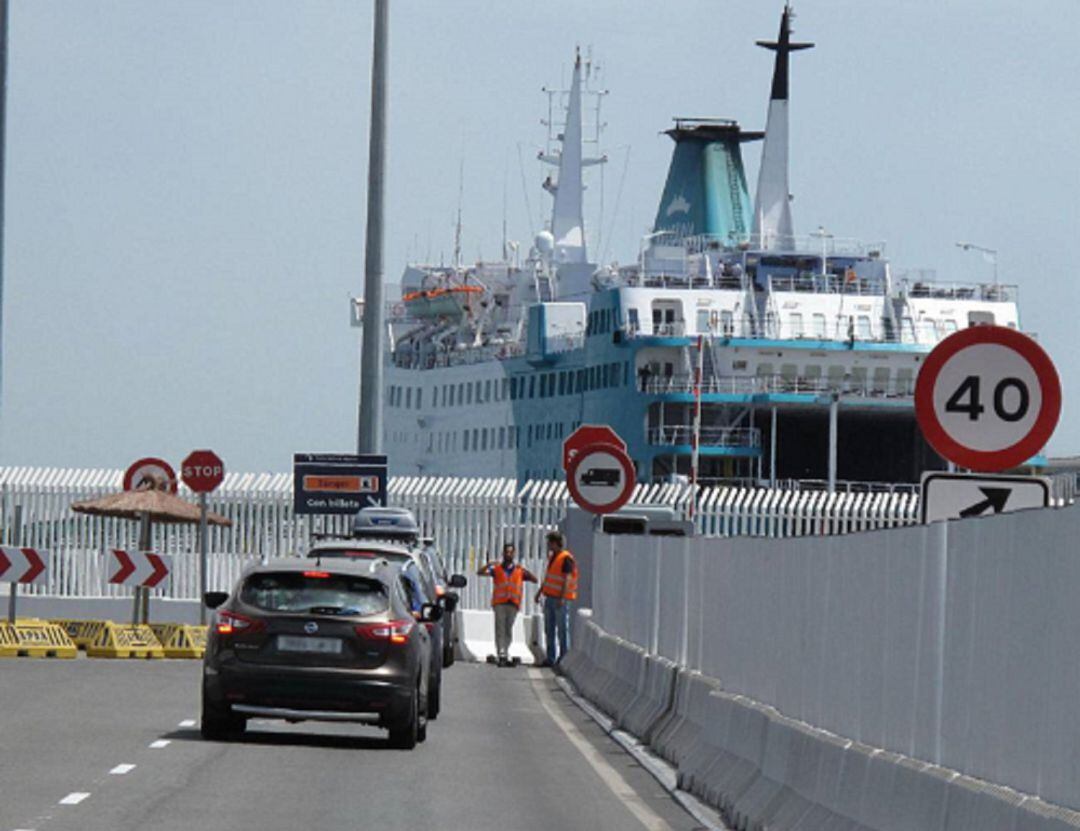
[
  {"x1": 7, "y1": 503, "x2": 20, "y2": 623},
  {"x1": 198, "y1": 492, "x2": 208, "y2": 625},
  {"x1": 827, "y1": 394, "x2": 839, "y2": 493},
  {"x1": 0, "y1": 2, "x2": 9, "y2": 428},
  {"x1": 689, "y1": 335, "x2": 704, "y2": 516},
  {"x1": 357, "y1": 0, "x2": 389, "y2": 454},
  {"x1": 769, "y1": 407, "x2": 777, "y2": 487},
  {"x1": 135, "y1": 512, "x2": 150, "y2": 625}
]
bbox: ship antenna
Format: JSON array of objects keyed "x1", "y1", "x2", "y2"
[{"x1": 454, "y1": 157, "x2": 464, "y2": 270}]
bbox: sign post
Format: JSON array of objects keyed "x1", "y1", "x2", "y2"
[
  {"x1": 181, "y1": 450, "x2": 225, "y2": 625},
  {"x1": 915, "y1": 326, "x2": 1062, "y2": 522}
]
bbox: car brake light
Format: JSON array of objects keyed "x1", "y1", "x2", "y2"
[
  {"x1": 356, "y1": 619, "x2": 413, "y2": 645},
  {"x1": 303, "y1": 570, "x2": 330, "y2": 578},
  {"x1": 215, "y1": 610, "x2": 265, "y2": 635}
]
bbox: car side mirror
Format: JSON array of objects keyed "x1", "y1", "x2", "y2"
[
  {"x1": 449, "y1": 574, "x2": 467, "y2": 589},
  {"x1": 203, "y1": 591, "x2": 228, "y2": 609},
  {"x1": 421, "y1": 602, "x2": 444, "y2": 623},
  {"x1": 440, "y1": 593, "x2": 459, "y2": 613}
]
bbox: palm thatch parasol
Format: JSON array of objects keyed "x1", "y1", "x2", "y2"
[
  {"x1": 71, "y1": 488, "x2": 232, "y2": 526},
  {"x1": 70, "y1": 475, "x2": 232, "y2": 623}
]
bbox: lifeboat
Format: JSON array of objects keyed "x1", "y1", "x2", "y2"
[{"x1": 402, "y1": 285, "x2": 483, "y2": 319}]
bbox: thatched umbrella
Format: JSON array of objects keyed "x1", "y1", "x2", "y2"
[{"x1": 71, "y1": 478, "x2": 232, "y2": 623}]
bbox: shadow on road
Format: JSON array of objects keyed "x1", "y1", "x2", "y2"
[{"x1": 161, "y1": 726, "x2": 394, "y2": 751}]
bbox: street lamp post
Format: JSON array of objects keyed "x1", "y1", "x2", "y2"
[{"x1": 955, "y1": 240, "x2": 998, "y2": 288}]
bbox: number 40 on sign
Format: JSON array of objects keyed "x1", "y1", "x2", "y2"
[{"x1": 915, "y1": 326, "x2": 1061, "y2": 472}]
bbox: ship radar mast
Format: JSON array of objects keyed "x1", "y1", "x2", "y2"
[
  {"x1": 751, "y1": 3, "x2": 813, "y2": 251},
  {"x1": 538, "y1": 49, "x2": 608, "y2": 278}
]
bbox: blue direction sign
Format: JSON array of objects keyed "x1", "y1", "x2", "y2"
[{"x1": 293, "y1": 453, "x2": 387, "y2": 515}]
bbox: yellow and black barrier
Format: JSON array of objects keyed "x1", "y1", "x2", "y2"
[
  {"x1": 0, "y1": 618, "x2": 77, "y2": 658},
  {"x1": 149, "y1": 623, "x2": 207, "y2": 659},
  {"x1": 84, "y1": 621, "x2": 165, "y2": 659},
  {"x1": 54, "y1": 619, "x2": 109, "y2": 649}
]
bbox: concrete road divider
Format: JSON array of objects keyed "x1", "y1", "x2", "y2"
[
  {"x1": 0, "y1": 619, "x2": 77, "y2": 658},
  {"x1": 85, "y1": 621, "x2": 165, "y2": 659},
  {"x1": 454, "y1": 609, "x2": 544, "y2": 664},
  {"x1": 149, "y1": 623, "x2": 207, "y2": 659},
  {"x1": 565, "y1": 614, "x2": 1080, "y2": 831}
]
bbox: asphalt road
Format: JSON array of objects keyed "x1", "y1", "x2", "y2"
[{"x1": 0, "y1": 658, "x2": 703, "y2": 831}]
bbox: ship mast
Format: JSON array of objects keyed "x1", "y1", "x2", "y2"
[{"x1": 751, "y1": 3, "x2": 813, "y2": 251}]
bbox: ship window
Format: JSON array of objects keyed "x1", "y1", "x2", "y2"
[
  {"x1": 896, "y1": 367, "x2": 914, "y2": 395},
  {"x1": 527, "y1": 424, "x2": 533, "y2": 446},
  {"x1": 812, "y1": 313, "x2": 827, "y2": 338},
  {"x1": 484, "y1": 379, "x2": 492, "y2": 403},
  {"x1": 529, "y1": 376, "x2": 536, "y2": 398},
  {"x1": 789, "y1": 313, "x2": 804, "y2": 338},
  {"x1": 872, "y1": 367, "x2": 890, "y2": 392},
  {"x1": 463, "y1": 430, "x2": 470, "y2": 451},
  {"x1": 502, "y1": 378, "x2": 509, "y2": 400},
  {"x1": 432, "y1": 387, "x2": 439, "y2": 408},
  {"x1": 464, "y1": 384, "x2": 471, "y2": 405},
  {"x1": 416, "y1": 388, "x2": 423, "y2": 409},
  {"x1": 696, "y1": 309, "x2": 710, "y2": 334},
  {"x1": 481, "y1": 429, "x2": 488, "y2": 451},
  {"x1": 458, "y1": 382, "x2": 465, "y2": 404},
  {"x1": 627, "y1": 308, "x2": 639, "y2": 333},
  {"x1": 498, "y1": 426, "x2": 506, "y2": 449},
  {"x1": 405, "y1": 388, "x2": 412, "y2": 409},
  {"x1": 856, "y1": 316, "x2": 872, "y2": 339},
  {"x1": 940, "y1": 319, "x2": 959, "y2": 335},
  {"x1": 558, "y1": 372, "x2": 566, "y2": 396},
  {"x1": 851, "y1": 366, "x2": 868, "y2": 390},
  {"x1": 448, "y1": 385, "x2": 455, "y2": 407},
  {"x1": 472, "y1": 428, "x2": 480, "y2": 449},
  {"x1": 721, "y1": 310, "x2": 734, "y2": 337}
]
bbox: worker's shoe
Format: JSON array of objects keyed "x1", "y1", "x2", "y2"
[{"x1": 497, "y1": 656, "x2": 509, "y2": 668}]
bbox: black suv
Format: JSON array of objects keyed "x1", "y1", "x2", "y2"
[{"x1": 201, "y1": 558, "x2": 440, "y2": 749}]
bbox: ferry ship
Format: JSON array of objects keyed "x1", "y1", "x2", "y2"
[{"x1": 381, "y1": 6, "x2": 1021, "y2": 486}]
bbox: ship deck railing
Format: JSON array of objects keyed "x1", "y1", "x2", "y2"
[
  {"x1": 643, "y1": 373, "x2": 915, "y2": 399},
  {"x1": 647, "y1": 425, "x2": 762, "y2": 448},
  {"x1": 392, "y1": 340, "x2": 526, "y2": 370},
  {"x1": 647, "y1": 230, "x2": 886, "y2": 258},
  {"x1": 899, "y1": 279, "x2": 1018, "y2": 303}
]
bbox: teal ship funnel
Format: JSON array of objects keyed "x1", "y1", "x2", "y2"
[{"x1": 652, "y1": 119, "x2": 762, "y2": 242}]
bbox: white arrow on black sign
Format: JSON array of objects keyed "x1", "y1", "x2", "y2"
[{"x1": 920, "y1": 472, "x2": 1051, "y2": 524}]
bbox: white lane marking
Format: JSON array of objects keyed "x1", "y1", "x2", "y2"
[
  {"x1": 178, "y1": 719, "x2": 196, "y2": 728},
  {"x1": 527, "y1": 669, "x2": 674, "y2": 831},
  {"x1": 149, "y1": 740, "x2": 171, "y2": 749},
  {"x1": 58, "y1": 793, "x2": 90, "y2": 805},
  {"x1": 109, "y1": 764, "x2": 136, "y2": 775}
]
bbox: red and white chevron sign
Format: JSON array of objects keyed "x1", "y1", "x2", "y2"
[
  {"x1": 108, "y1": 550, "x2": 172, "y2": 588},
  {"x1": 0, "y1": 547, "x2": 48, "y2": 584}
]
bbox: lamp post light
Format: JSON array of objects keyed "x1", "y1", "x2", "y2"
[{"x1": 955, "y1": 240, "x2": 998, "y2": 287}]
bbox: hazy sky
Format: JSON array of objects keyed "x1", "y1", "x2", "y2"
[{"x1": 2, "y1": 1, "x2": 1078, "y2": 474}]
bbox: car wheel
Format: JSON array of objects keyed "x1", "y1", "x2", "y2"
[
  {"x1": 387, "y1": 686, "x2": 419, "y2": 750},
  {"x1": 200, "y1": 689, "x2": 245, "y2": 741}
]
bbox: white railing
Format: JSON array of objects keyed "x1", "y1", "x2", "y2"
[
  {"x1": 6, "y1": 468, "x2": 1070, "y2": 611},
  {"x1": 643, "y1": 373, "x2": 915, "y2": 399},
  {"x1": 647, "y1": 426, "x2": 762, "y2": 448}
]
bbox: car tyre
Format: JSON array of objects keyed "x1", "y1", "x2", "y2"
[
  {"x1": 427, "y1": 676, "x2": 441, "y2": 720},
  {"x1": 387, "y1": 686, "x2": 419, "y2": 750},
  {"x1": 200, "y1": 690, "x2": 246, "y2": 741}
]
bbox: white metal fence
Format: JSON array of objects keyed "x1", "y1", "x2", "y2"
[{"x1": 0, "y1": 466, "x2": 1068, "y2": 608}]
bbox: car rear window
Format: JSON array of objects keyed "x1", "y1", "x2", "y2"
[{"x1": 240, "y1": 572, "x2": 388, "y2": 615}]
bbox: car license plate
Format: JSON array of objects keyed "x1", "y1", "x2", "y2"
[{"x1": 277, "y1": 635, "x2": 342, "y2": 654}]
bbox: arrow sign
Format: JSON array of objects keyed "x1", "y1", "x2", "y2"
[
  {"x1": 958, "y1": 487, "x2": 1011, "y2": 519},
  {"x1": 920, "y1": 473, "x2": 1050, "y2": 524},
  {"x1": 0, "y1": 547, "x2": 49, "y2": 585},
  {"x1": 108, "y1": 549, "x2": 173, "y2": 588}
]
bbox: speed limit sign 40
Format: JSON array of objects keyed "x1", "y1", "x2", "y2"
[{"x1": 915, "y1": 326, "x2": 1061, "y2": 472}]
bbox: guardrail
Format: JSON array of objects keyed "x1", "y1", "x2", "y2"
[
  {"x1": 644, "y1": 373, "x2": 915, "y2": 398},
  {"x1": 647, "y1": 426, "x2": 762, "y2": 448}
]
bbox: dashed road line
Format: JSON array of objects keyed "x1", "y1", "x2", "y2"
[
  {"x1": 58, "y1": 793, "x2": 90, "y2": 806},
  {"x1": 178, "y1": 719, "x2": 195, "y2": 728},
  {"x1": 109, "y1": 764, "x2": 136, "y2": 775},
  {"x1": 149, "y1": 740, "x2": 171, "y2": 749}
]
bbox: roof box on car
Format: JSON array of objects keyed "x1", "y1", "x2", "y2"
[{"x1": 351, "y1": 506, "x2": 420, "y2": 540}]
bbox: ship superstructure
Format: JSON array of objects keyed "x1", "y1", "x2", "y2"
[{"x1": 382, "y1": 7, "x2": 1022, "y2": 486}]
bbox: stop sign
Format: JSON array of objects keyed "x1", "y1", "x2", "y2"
[
  {"x1": 181, "y1": 449, "x2": 225, "y2": 494},
  {"x1": 563, "y1": 424, "x2": 627, "y2": 472}
]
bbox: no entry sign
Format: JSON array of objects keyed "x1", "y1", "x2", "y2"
[
  {"x1": 566, "y1": 441, "x2": 636, "y2": 514},
  {"x1": 915, "y1": 326, "x2": 1061, "y2": 472},
  {"x1": 563, "y1": 424, "x2": 627, "y2": 473}
]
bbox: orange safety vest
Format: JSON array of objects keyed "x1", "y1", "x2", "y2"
[
  {"x1": 541, "y1": 550, "x2": 578, "y2": 601},
  {"x1": 491, "y1": 563, "x2": 524, "y2": 607}
]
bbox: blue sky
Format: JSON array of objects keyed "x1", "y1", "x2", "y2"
[{"x1": 2, "y1": 1, "x2": 1077, "y2": 473}]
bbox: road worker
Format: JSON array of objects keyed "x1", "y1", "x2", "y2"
[
  {"x1": 540, "y1": 530, "x2": 578, "y2": 667},
  {"x1": 476, "y1": 541, "x2": 538, "y2": 667}
]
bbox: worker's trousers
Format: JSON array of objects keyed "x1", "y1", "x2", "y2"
[{"x1": 493, "y1": 602, "x2": 518, "y2": 659}]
